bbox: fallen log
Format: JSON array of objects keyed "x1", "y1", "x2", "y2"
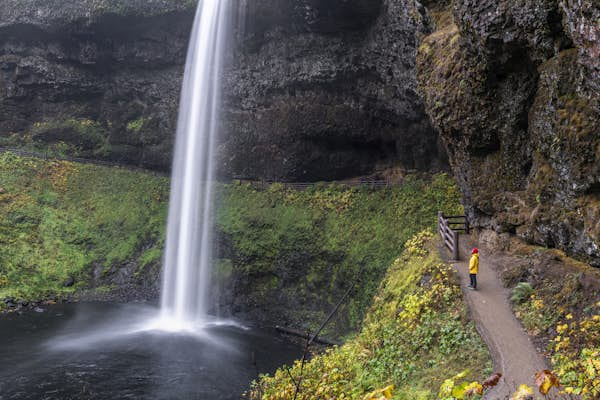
[{"x1": 274, "y1": 325, "x2": 340, "y2": 346}]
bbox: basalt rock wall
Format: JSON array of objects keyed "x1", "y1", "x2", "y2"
[
  {"x1": 0, "y1": 0, "x2": 445, "y2": 179},
  {"x1": 0, "y1": 0, "x2": 196, "y2": 169},
  {"x1": 417, "y1": 0, "x2": 599, "y2": 266},
  {"x1": 220, "y1": 0, "x2": 444, "y2": 180}
]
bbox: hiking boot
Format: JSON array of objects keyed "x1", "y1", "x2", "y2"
[{"x1": 468, "y1": 286, "x2": 475, "y2": 290}]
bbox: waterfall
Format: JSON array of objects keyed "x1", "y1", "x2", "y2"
[{"x1": 160, "y1": 0, "x2": 231, "y2": 330}]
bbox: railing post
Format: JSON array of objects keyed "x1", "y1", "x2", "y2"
[
  {"x1": 453, "y1": 230, "x2": 459, "y2": 260},
  {"x1": 438, "y1": 211, "x2": 444, "y2": 237}
]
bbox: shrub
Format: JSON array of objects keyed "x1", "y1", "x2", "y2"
[{"x1": 249, "y1": 233, "x2": 491, "y2": 399}]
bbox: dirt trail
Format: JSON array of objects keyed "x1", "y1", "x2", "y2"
[{"x1": 448, "y1": 235, "x2": 548, "y2": 399}]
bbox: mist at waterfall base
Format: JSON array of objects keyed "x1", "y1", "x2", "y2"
[
  {"x1": 0, "y1": 303, "x2": 302, "y2": 399},
  {"x1": 0, "y1": 1, "x2": 302, "y2": 398}
]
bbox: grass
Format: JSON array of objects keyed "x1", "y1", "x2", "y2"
[{"x1": 248, "y1": 231, "x2": 492, "y2": 399}]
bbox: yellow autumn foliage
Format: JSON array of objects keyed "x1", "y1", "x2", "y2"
[
  {"x1": 511, "y1": 384, "x2": 534, "y2": 400},
  {"x1": 363, "y1": 385, "x2": 394, "y2": 400},
  {"x1": 249, "y1": 233, "x2": 491, "y2": 399}
]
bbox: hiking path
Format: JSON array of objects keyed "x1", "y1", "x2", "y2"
[{"x1": 446, "y1": 235, "x2": 548, "y2": 399}]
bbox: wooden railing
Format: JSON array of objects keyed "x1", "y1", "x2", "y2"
[{"x1": 438, "y1": 212, "x2": 469, "y2": 260}]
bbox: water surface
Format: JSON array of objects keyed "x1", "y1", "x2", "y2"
[{"x1": 0, "y1": 303, "x2": 301, "y2": 400}]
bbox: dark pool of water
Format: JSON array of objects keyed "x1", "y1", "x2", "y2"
[{"x1": 0, "y1": 303, "x2": 302, "y2": 400}]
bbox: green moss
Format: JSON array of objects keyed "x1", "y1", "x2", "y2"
[
  {"x1": 137, "y1": 247, "x2": 162, "y2": 270},
  {"x1": 30, "y1": 118, "x2": 111, "y2": 157},
  {"x1": 0, "y1": 153, "x2": 169, "y2": 300},
  {"x1": 249, "y1": 232, "x2": 491, "y2": 399},
  {"x1": 126, "y1": 117, "x2": 147, "y2": 134},
  {"x1": 0, "y1": 154, "x2": 463, "y2": 339},
  {"x1": 215, "y1": 173, "x2": 464, "y2": 335}
]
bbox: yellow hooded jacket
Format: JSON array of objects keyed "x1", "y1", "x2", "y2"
[{"x1": 469, "y1": 253, "x2": 479, "y2": 274}]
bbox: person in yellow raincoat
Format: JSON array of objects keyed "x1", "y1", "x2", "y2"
[{"x1": 468, "y1": 248, "x2": 479, "y2": 290}]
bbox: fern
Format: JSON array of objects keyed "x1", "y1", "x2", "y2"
[{"x1": 510, "y1": 282, "x2": 534, "y2": 304}]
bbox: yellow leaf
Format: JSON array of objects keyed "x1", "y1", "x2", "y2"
[
  {"x1": 381, "y1": 385, "x2": 393, "y2": 398},
  {"x1": 363, "y1": 385, "x2": 394, "y2": 400},
  {"x1": 464, "y1": 381, "x2": 484, "y2": 396},
  {"x1": 535, "y1": 370, "x2": 560, "y2": 395},
  {"x1": 512, "y1": 384, "x2": 534, "y2": 400}
]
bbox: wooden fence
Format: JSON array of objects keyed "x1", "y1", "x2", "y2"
[
  {"x1": 438, "y1": 212, "x2": 469, "y2": 260},
  {"x1": 233, "y1": 178, "x2": 407, "y2": 190}
]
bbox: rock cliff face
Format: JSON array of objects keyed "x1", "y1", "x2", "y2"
[
  {"x1": 417, "y1": 0, "x2": 599, "y2": 266},
  {"x1": 1, "y1": 0, "x2": 598, "y2": 266},
  {"x1": 0, "y1": 0, "x2": 444, "y2": 179},
  {"x1": 0, "y1": 0, "x2": 196, "y2": 168},
  {"x1": 220, "y1": 0, "x2": 443, "y2": 180}
]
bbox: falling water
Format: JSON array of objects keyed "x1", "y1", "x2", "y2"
[{"x1": 160, "y1": 0, "x2": 231, "y2": 330}]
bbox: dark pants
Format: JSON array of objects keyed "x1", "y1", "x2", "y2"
[{"x1": 469, "y1": 273, "x2": 477, "y2": 289}]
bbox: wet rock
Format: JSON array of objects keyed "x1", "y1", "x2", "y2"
[
  {"x1": 0, "y1": 0, "x2": 196, "y2": 169},
  {"x1": 3, "y1": 298, "x2": 16, "y2": 309},
  {"x1": 560, "y1": 0, "x2": 600, "y2": 95},
  {"x1": 63, "y1": 276, "x2": 75, "y2": 287},
  {"x1": 454, "y1": 0, "x2": 571, "y2": 62},
  {"x1": 33, "y1": 307, "x2": 44, "y2": 313}
]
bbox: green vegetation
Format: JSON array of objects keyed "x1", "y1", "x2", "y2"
[
  {"x1": 0, "y1": 152, "x2": 463, "y2": 344},
  {"x1": 126, "y1": 117, "x2": 147, "y2": 134},
  {"x1": 0, "y1": 153, "x2": 168, "y2": 300},
  {"x1": 215, "y1": 174, "x2": 463, "y2": 334},
  {"x1": 1, "y1": 118, "x2": 113, "y2": 159},
  {"x1": 249, "y1": 231, "x2": 491, "y2": 399},
  {"x1": 510, "y1": 282, "x2": 533, "y2": 304},
  {"x1": 30, "y1": 118, "x2": 112, "y2": 157},
  {"x1": 509, "y1": 260, "x2": 600, "y2": 399}
]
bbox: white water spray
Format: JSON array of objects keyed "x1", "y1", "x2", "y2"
[{"x1": 160, "y1": 0, "x2": 231, "y2": 330}]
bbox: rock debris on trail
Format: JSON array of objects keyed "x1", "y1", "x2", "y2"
[{"x1": 448, "y1": 236, "x2": 548, "y2": 399}]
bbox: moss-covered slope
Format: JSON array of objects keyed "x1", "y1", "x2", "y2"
[
  {"x1": 494, "y1": 234, "x2": 600, "y2": 398},
  {"x1": 214, "y1": 174, "x2": 464, "y2": 336},
  {"x1": 249, "y1": 231, "x2": 491, "y2": 400},
  {"x1": 0, "y1": 152, "x2": 168, "y2": 301},
  {"x1": 0, "y1": 154, "x2": 463, "y2": 338}
]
